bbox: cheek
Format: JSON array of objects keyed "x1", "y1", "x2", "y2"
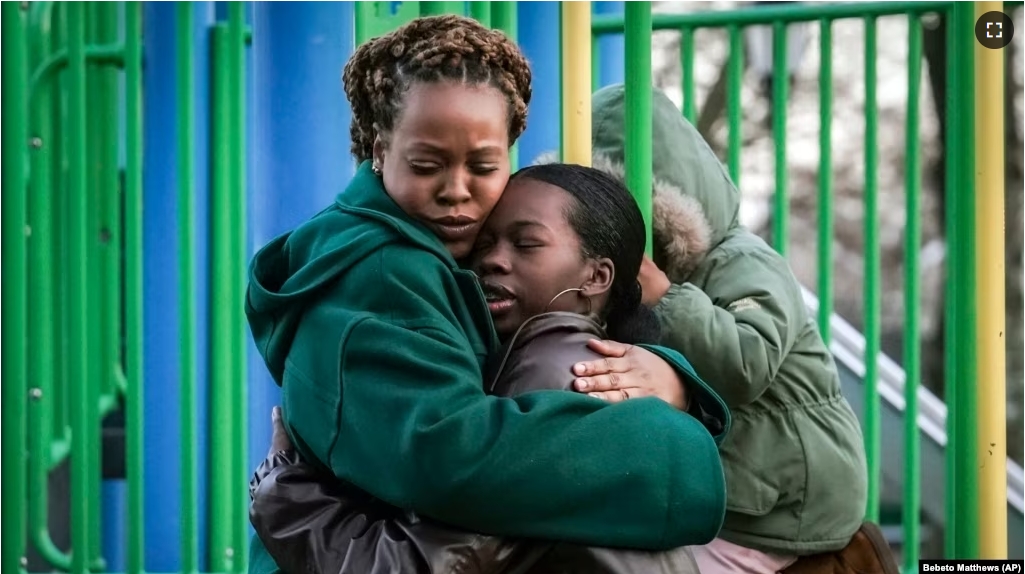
[
  {"x1": 518, "y1": 256, "x2": 587, "y2": 314},
  {"x1": 384, "y1": 171, "x2": 433, "y2": 212}
]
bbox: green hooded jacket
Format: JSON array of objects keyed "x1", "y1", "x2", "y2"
[
  {"x1": 244, "y1": 161, "x2": 731, "y2": 573},
  {"x1": 564, "y1": 84, "x2": 869, "y2": 555}
]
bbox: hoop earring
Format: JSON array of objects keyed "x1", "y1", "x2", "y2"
[{"x1": 545, "y1": 287, "x2": 592, "y2": 315}]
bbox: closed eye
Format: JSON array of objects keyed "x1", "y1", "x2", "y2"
[
  {"x1": 471, "y1": 164, "x2": 500, "y2": 176},
  {"x1": 409, "y1": 161, "x2": 441, "y2": 175}
]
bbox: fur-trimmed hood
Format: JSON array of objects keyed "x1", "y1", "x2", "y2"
[{"x1": 533, "y1": 84, "x2": 740, "y2": 283}]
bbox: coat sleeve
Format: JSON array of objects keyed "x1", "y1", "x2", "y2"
[
  {"x1": 249, "y1": 450, "x2": 548, "y2": 574},
  {"x1": 249, "y1": 450, "x2": 398, "y2": 574},
  {"x1": 653, "y1": 245, "x2": 805, "y2": 407},
  {"x1": 639, "y1": 344, "x2": 731, "y2": 446},
  {"x1": 285, "y1": 245, "x2": 726, "y2": 551}
]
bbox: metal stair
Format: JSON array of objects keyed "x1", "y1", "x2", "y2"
[{"x1": 801, "y1": 289, "x2": 1024, "y2": 559}]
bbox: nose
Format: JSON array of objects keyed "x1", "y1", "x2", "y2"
[
  {"x1": 437, "y1": 171, "x2": 472, "y2": 205},
  {"x1": 477, "y1": 242, "x2": 511, "y2": 276}
]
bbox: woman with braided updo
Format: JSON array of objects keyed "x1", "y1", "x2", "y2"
[{"x1": 246, "y1": 15, "x2": 726, "y2": 574}]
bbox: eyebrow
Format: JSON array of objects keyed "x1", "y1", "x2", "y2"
[
  {"x1": 406, "y1": 142, "x2": 505, "y2": 156},
  {"x1": 508, "y1": 220, "x2": 549, "y2": 232}
]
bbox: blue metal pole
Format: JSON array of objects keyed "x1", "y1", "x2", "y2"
[
  {"x1": 141, "y1": 3, "x2": 182, "y2": 570},
  {"x1": 516, "y1": 1, "x2": 560, "y2": 165},
  {"x1": 249, "y1": 0, "x2": 356, "y2": 480},
  {"x1": 593, "y1": 1, "x2": 624, "y2": 89},
  {"x1": 100, "y1": 481, "x2": 126, "y2": 571}
]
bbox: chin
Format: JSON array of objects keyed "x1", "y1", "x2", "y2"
[
  {"x1": 445, "y1": 240, "x2": 475, "y2": 260},
  {"x1": 493, "y1": 318, "x2": 518, "y2": 341}
]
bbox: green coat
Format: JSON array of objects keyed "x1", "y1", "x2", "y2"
[
  {"x1": 244, "y1": 162, "x2": 730, "y2": 573},
  {"x1": 582, "y1": 85, "x2": 868, "y2": 555}
]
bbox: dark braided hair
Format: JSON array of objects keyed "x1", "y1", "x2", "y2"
[
  {"x1": 510, "y1": 164, "x2": 663, "y2": 345},
  {"x1": 342, "y1": 15, "x2": 532, "y2": 163}
]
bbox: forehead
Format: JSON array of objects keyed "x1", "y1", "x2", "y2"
[
  {"x1": 394, "y1": 81, "x2": 509, "y2": 148},
  {"x1": 488, "y1": 177, "x2": 575, "y2": 228}
]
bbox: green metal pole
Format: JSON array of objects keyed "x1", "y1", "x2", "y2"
[
  {"x1": 943, "y1": 4, "x2": 961, "y2": 556},
  {"x1": 2, "y1": 2, "x2": 29, "y2": 572},
  {"x1": 177, "y1": 3, "x2": 199, "y2": 573},
  {"x1": 625, "y1": 1, "x2": 653, "y2": 256},
  {"x1": 470, "y1": 1, "x2": 491, "y2": 27},
  {"x1": 680, "y1": 28, "x2": 696, "y2": 123},
  {"x1": 228, "y1": 5, "x2": 249, "y2": 571},
  {"x1": 67, "y1": 4, "x2": 94, "y2": 571},
  {"x1": 903, "y1": 12, "x2": 923, "y2": 570},
  {"x1": 102, "y1": 1, "x2": 125, "y2": 405},
  {"x1": 26, "y1": 3, "x2": 74, "y2": 569},
  {"x1": 492, "y1": 1, "x2": 519, "y2": 170},
  {"x1": 726, "y1": 25, "x2": 743, "y2": 187},
  {"x1": 124, "y1": 3, "x2": 146, "y2": 572},
  {"x1": 354, "y1": 2, "x2": 374, "y2": 46},
  {"x1": 53, "y1": 3, "x2": 71, "y2": 473},
  {"x1": 771, "y1": 21, "x2": 788, "y2": 256},
  {"x1": 862, "y1": 14, "x2": 881, "y2": 523},
  {"x1": 86, "y1": 4, "x2": 115, "y2": 565},
  {"x1": 816, "y1": 17, "x2": 833, "y2": 344},
  {"x1": 951, "y1": 1, "x2": 979, "y2": 557},
  {"x1": 94, "y1": 1, "x2": 122, "y2": 403},
  {"x1": 420, "y1": 2, "x2": 466, "y2": 16},
  {"x1": 491, "y1": 1, "x2": 516, "y2": 32},
  {"x1": 210, "y1": 23, "x2": 235, "y2": 574}
]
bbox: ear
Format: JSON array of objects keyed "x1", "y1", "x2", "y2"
[
  {"x1": 581, "y1": 257, "x2": 614, "y2": 298},
  {"x1": 372, "y1": 135, "x2": 387, "y2": 169}
]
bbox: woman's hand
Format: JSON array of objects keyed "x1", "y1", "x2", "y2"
[
  {"x1": 268, "y1": 406, "x2": 294, "y2": 455},
  {"x1": 638, "y1": 256, "x2": 672, "y2": 307},
  {"x1": 572, "y1": 340, "x2": 689, "y2": 410}
]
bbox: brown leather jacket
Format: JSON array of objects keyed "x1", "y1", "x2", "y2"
[{"x1": 249, "y1": 313, "x2": 729, "y2": 574}]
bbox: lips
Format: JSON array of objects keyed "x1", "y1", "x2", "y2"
[
  {"x1": 429, "y1": 215, "x2": 479, "y2": 242},
  {"x1": 480, "y1": 280, "x2": 516, "y2": 315}
]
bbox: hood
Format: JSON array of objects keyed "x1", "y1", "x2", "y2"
[
  {"x1": 535, "y1": 84, "x2": 740, "y2": 282},
  {"x1": 246, "y1": 162, "x2": 451, "y2": 385}
]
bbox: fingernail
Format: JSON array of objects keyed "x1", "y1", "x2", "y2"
[
  {"x1": 575, "y1": 378, "x2": 589, "y2": 390},
  {"x1": 589, "y1": 393, "x2": 601, "y2": 399},
  {"x1": 573, "y1": 364, "x2": 585, "y2": 375}
]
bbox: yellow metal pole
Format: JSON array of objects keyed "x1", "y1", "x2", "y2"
[
  {"x1": 974, "y1": 0, "x2": 1007, "y2": 558},
  {"x1": 561, "y1": 1, "x2": 591, "y2": 166}
]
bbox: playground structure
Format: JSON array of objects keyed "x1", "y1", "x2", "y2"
[{"x1": 1, "y1": 1, "x2": 1021, "y2": 573}]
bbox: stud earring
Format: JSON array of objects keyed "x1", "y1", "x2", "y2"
[{"x1": 371, "y1": 164, "x2": 382, "y2": 176}]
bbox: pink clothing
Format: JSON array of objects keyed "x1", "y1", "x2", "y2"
[{"x1": 689, "y1": 537, "x2": 798, "y2": 574}]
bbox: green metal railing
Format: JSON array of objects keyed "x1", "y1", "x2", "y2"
[
  {"x1": 9, "y1": 3, "x2": 145, "y2": 572},
  {"x1": 209, "y1": 5, "x2": 250, "y2": 571},
  {"x1": 3, "y1": 2, "x2": 250, "y2": 573},
  {"x1": 590, "y1": 0, "x2": 1007, "y2": 567},
  {"x1": 3, "y1": 5, "x2": 31, "y2": 574},
  {"x1": 947, "y1": 3, "x2": 981, "y2": 558}
]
